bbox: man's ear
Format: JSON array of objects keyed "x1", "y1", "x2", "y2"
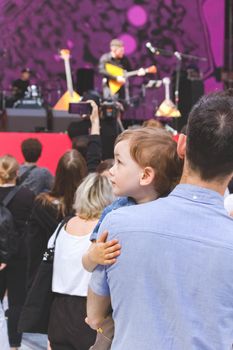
[
  {"x1": 177, "y1": 133, "x2": 186, "y2": 159},
  {"x1": 140, "y1": 166, "x2": 155, "y2": 186}
]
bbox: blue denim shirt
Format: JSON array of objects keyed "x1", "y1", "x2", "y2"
[{"x1": 90, "y1": 184, "x2": 233, "y2": 350}]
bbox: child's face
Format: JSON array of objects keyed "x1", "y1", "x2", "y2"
[{"x1": 109, "y1": 139, "x2": 143, "y2": 199}]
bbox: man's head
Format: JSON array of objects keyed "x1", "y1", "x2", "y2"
[
  {"x1": 180, "y1": 92, "x2": 233, "y2": 181},
  {"x1": 21, "y1": 138, "x2": 42, "y2": 163},
  {"x1": 21, "y1": 68, "x2": 31, "y2": 81},
  {"x1": 110, "y1": 39, "x2": 125, "y2": 59}
]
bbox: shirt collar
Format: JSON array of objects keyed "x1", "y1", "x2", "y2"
[{"x1": 169, "y1": 184, "x2": 224, "y2": 206}]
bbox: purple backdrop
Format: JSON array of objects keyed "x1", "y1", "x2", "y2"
[{"x1": 0, "y1": 0, "x2": 224, "y2": 119}]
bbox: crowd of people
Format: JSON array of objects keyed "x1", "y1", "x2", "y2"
[
  {"x1": 0, "y1": 92, "x2": 233, "y2": 350},
  {"x1": 1, "y1": 52, "x2": 233, "y2": 349}
]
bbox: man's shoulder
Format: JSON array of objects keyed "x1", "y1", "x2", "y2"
[
  {"x1": 12, "y1": 79, "x2": 21, "y2": 84},
  {"x1": 34, "y1": 166, "x2": 52, "y2": 176},
  {"x1": 101, "y1": 198, "x2": 161, "y2": 232},
  {"x1": 19, "y1": 165, "x2": 52, "y2": 177},
  {"x1": 29, "y1": 166, "x2": 52, "y2": 177}
]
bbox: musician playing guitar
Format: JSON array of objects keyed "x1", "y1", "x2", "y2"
[{"x1": 98, "y1": 39, "x2": 146, "y2": 101}]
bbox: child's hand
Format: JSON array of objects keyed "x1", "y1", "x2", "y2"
[
  {"x1": 89, "y1": 230, "x2": 121, "y2": 265},
  {"x1": 0, "y1": 263, "x2": 7, "y2": 271}
]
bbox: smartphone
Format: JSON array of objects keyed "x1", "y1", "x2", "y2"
[{"x1": 68, "y1": 102, "x2": 92, "y2": 116}]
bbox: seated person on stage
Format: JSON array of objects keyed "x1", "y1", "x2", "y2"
[
  {"x1": 98, "y1": 39, "x2": 145, "y2": 101},
  {"x1": 6, "y1": 68, "x2": 31, "y2": 107},
  {"x1": 12, "y1": 68, "x2": 31, "y2": 100}
]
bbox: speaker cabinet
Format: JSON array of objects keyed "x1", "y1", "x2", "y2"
[
  {"x1": 4, "y1": 108, "x2": 47, "y2": 132},
  {"x1": 76, "y1": 68, "x2": 95, "y2": 95},
  {"x1": 52, "y1": 110, "x2": 82, "y2": 132},
  {"x1": 172, "y1": 70, "x2": 204, "y2": 131}
]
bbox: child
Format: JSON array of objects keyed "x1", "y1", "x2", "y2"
[{"x1": 83, "y1": 127, "x2": 183, "y2": 348}]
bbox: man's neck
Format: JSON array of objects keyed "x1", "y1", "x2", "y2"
[
  {"x1": 24, "y1": 161, "x2": 36, "y2": 166},
  {"x1": 111, "y1": 52, "x2": 121, "y2": 60},
  {"x1": 179, "y1": 166, "x2": 231, "y2": 196}
]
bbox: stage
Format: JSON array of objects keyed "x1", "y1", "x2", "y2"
[{"x1": 0, "y1": 132, "x2": 71, "y2": 174}]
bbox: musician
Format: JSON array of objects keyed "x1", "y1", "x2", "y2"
[
  {"x1": 5, "y1": 68, "x2": 31, "y2": 108},
  {"x1": 12, "y1": 68, "x2": 31, "y2": 100},
  {"x1": 98, "y1": 39, "x2": 145, "y2": 101}
]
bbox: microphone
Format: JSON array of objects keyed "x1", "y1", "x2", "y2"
[
  {"x1": 146, "y1": 42, "x2": 156, "y2": 54},
  {"x1": 145, "y1": 43, "x2": 173, "y2": 57}
]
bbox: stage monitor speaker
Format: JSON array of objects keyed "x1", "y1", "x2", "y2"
[
  {"x1": 5, "y1": 108, "x2": 47, "y2": 132},
  {"x1": 172, "y1": 70, "x2": 204, "y2": 131},
  {"x1": 76, "y1": 68, "x2": 95, "y2": 95},
  {"x1": 52, "y1": 110, "x2": 82, "y2": 132}
]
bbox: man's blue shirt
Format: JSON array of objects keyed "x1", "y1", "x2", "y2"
[
  {"x1": 90, "y1": 184, "x2": 233, "y2": 350},
  {"x1": 90, "y1": 196, "x2": 136, "y2": 241}
]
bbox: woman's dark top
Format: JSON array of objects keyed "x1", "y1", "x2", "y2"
[
  {"x1": 0, "y1": 186, "x2": 35, "y2": 260},
  {"x1": 26, "y1": 198, "x2": 64, "y2": 288}
]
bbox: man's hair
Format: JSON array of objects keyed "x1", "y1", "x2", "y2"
[
  {"x1": 115, "y1": 127, "x2": 182, "y2": 196},
  {"x1": 21, "y1": 67, "x2": 31, "y2": 74},
  {"x1": 21, "y1": 138, "x2": 42, "y2": 162},
  {"x1": 73, "y1": 173, "x2": 115, "y2": 220},
  {"x1": 72, "y1": 135, "x2": 89, "y2": 159},
  {"x1": 186, "y1": 92, "x2": 233, "y2": 180},
  {"x1": 110, "y1": 39, "x2": 124, "y2": 48}
]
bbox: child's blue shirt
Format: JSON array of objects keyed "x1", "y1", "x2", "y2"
[{"x1": 90, "y1": 196, "x2": 136, "y2": 241}]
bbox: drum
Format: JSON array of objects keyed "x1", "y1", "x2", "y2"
[
  {"x1": 26, "y1": 85, "x2": 41, "y2": 99},
  {"x1": 13, "y1": 85, "x2": 43, "y2": 109}
]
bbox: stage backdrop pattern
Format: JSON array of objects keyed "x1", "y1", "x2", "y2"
[{"x1": 0, "y1": 0, "x2": 224, "y2": 119}]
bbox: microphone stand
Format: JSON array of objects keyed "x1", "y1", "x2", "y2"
[
  {"x1": 124, "y1": 76, "x2": 131, "y2": 106},
  {"x1": 149, "y1": 46, "x2": 207, "y2": 130}
]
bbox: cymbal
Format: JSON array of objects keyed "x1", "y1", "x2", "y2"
[{"x1": 155, "y1": 99, "x2": 181, "y2": 118}]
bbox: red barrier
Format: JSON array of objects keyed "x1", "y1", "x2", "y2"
[{"x1": 0, "y1": 132, "x2": 72, "y2": 175}]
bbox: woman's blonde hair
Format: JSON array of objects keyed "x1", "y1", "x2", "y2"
[
  {"x1": 0, "y1": 154, "x2": 19, "y2": 184},
  {"x1": 73, "y1": 173, "x2": 115, "y2": 220}
]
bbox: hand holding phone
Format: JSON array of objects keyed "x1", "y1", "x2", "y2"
[{"x1": 69, "y1": 102, "x2": 93, "y2": 116}]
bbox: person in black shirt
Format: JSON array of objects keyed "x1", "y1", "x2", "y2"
[
  {"x1": 98, "y1": 39, "x2": 145, "y2": 102},
  {"x1": 0, "y1": 155, "x2": 34, "y2": 350},
  {"x1": 12, "y1": 68, "x2": 31, "y2": 100},
  {"x1": 6, "y1": 68, "x2": 31, "y2": 107}
]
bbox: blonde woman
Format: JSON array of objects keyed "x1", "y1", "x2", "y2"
[
  {"x1": 0, "y1": 155, "x2": 34, "y2": 350},
  {"x1": 47, "y1": 173, "x2": 115, "y2": 350}
]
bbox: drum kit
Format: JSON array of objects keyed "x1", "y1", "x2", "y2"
[
  {"x1": 13, "y1": 84, "x2": 43, "y2": 109},
  {"x1": 0, "y1": 81, "x2": 63, "y2": 110}
]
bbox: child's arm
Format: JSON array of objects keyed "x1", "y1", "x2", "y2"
[{"x1": 82, "y1": 230, "x2": 121, "y2": 272}]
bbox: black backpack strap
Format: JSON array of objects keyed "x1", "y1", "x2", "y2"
[
  {"x1": 2, "y1": 186, "x2": 22, "y2": 207},
  {"x1": 18, "y1": 165, "x2": 36, "y2": 185}
]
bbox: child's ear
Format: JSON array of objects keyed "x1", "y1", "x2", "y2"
[
  {"x1": 140, "y1": 166, "x2": 155, "y2": 186},
  {"x1": 177, "y1": 133, "x2": 186, "y2": 159}
]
